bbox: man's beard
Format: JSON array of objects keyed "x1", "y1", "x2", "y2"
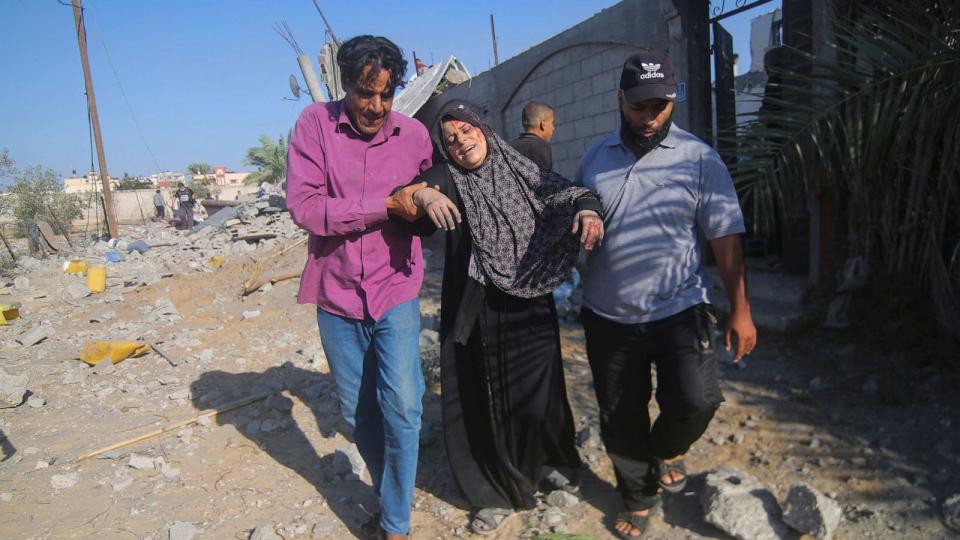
[{"x1": 619, "y1": 111, "x2": 672, "y2": 158}]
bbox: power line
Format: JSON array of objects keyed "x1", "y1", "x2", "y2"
[{"x1": 83, "y1": 0, "x2": 164, "y2": 174}]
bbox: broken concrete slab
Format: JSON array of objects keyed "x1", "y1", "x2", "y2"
[
  {"x1": 783, "y1": 483, "x2": 842, "y2": 539},
  {"x1": 701, "y1": 466, "x2": 788, "y2": 540},
  {"x1": 146, "y1": 298, "x2": 182, "y2": 322},
  {"x1": 0, "y1": 367, "x2": 28, "y2": 408},
  {"x1": 168, "y1": 521, "x2": 199, "y2": 540},
  {"x1": 16, "y1": 326, "x2": 49, "y2": 347},
  {"x1": 250, "y1": 523, "x2": 281, "y2": 540}
]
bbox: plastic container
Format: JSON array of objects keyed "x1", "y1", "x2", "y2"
[
  {"x1": 64, "y1": 260, "x2": 88, "y2": 275},
  {"x1": 86, "y1": 266, "x2": 107, "y2": 293}
]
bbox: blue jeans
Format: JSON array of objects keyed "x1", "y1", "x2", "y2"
[{"x1": 316, "y1": 299, "x2": 424, "y2": 535}]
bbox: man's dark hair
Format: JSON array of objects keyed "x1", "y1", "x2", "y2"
[
  {"x1": 337, "y1": 35, "x2": 407, "y2": 93},
  {"x1": 521, "y1": 101, "x2": 553, "y2": 130}
]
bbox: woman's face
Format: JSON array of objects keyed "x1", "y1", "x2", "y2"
[{"x1": 442, "y1": 118, "x2": 488, "y2": 170}]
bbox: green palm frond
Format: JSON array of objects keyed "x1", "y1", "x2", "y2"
[
  {"x1": 243, "y1": 135, "x2": 288, "y2": 185},
  {"x1": 724, "y1": 2, "x2": 960, "y2": 335}
]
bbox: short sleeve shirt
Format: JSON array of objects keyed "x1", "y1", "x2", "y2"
[{"x1": 575, "y1": 125, "x2": 745, "y2": 324}]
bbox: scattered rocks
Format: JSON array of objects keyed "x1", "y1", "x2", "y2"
[
  {"x1": 13, "y1": 276, "x2": 30, "y2": 290},
  {"x1": 168, "y1": 521, "x2": 199, "y2": 540},
  {"x1": 419, "y1": 329, "x2": 439, "y2": 350},
  {"x1": 782, "y1": 483, "x2": 842, "y2": 539},
  {"x1": 26, "y1": 395, "x2": 45, "y2": 408},
  {"x1": 112, "y1": 469, "x2": 134, "y2": 491},
  {"x1": 168, "y1": 388, "x2": 190, "y2": 401},
  {"x1": 16, "y1": 326, "x2": 48, "y2": 347},
  {"x1": 241, "y1": 310, "x2": 261, "y2": 320},
  {"x1": 311, "y1": 521, "x2": 334, "y2": 535},
  {"x1": 146, "y1": 298, "x2": 182, "y2": 322},
  {"x1": 576, "y1": 426, "x2": 602, "y2": 450},
  {"x1": 50, "y1": 472, "x2": 80, "y2": 490},
  {"x1": 0, "y1": 367, "x2": 28, "y2": 408},
  {"x1": 701, "y1": 467, "x2": 787, "y2": 540},
  {"x1": 545, "y1": 490, "x2": 579, "y2": 508},
  {"x1": 332, "y1": 444, "x2": 366, "y2": 477},
  {"x1": 129, "y1": 453, "x2": 157, "y2": 470},
  {"x1": 729, "y1": 432, "x2": 745, "y2": 445},
  {"x1": 66, "y1": 281, "x2": 91, "y2": 299},
  {"x1": 249, "y1": 523, "x2": 281, "y2": 540}
]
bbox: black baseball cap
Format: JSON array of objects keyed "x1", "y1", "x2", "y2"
[{"x1": 619, "y1": 50, "x2": 678, "y2": 103}]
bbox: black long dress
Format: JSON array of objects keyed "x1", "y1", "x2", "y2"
[{"x1": 416, "y1": 163, "x2": 584, "y2": 510}]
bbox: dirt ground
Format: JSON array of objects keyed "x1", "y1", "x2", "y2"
[{"x1": 0, "y1": 223, "x2": 958, "y2": 539}]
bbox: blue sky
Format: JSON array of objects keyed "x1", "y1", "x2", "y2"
[{"x1": 0, "y1": 0, "x2": 778, "y2": 184}]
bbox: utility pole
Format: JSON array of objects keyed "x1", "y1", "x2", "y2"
[
  {"x1": 72, "y1": 0, "x2": 118, "y2": 239},
  {"x1": 489, "y1": 14, "x2": 499, "y2": 66}
]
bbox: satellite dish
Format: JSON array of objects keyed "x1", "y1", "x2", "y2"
[{"x1": 288, "y1": 75, "x2": 301, "y2": 100}]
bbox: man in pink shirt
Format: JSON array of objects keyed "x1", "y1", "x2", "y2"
[{"x1": 286, "y1": 35, "x2": 433, "y2": 540}]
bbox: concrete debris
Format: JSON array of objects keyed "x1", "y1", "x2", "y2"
[
  {"x1": 168, "y1": 388, "x2": 190, "y2": 401},
  {"x1": 576, "y1": 426, "x2": 602, "y2": 450},
  {"x1": 66, "y1": 281, "x2": 91, "y2": 299},
  {"x1": 26, "y1": 395, "x2": 45, "y2": 408},
  {"x1": 16, "y1": 326, "x2": 49, "y2": 347},
  {"x1": 701, "y1": 467, "x2": 788, "y2": 540},
  {"x1": 419, "y1": 329, "x2": 439, "y2": 351},
  {"x1": 943, "y1": 493, "x2": 960, "y2": 532},
  {"x1": 13, "y1": 276, "x2": 30, "y2": 290},
  {"x1": 168, "y1": 521, "x2": 199, "y2": 540},
  {"x1": 0, "y1": 367, "x2": 28, "y2": 408},
  {"x1": 249, "y1": 523, "x2": 282, "y2": 540},
  {"x1": 545, "y1": 490, "x2": 579, "y2": 508},
  {"x1": 241, "y1": 310, "x2": 261, "y2": 320},
  {"x1": 50, "y1": 472, "x2": 80, "y2": 490},
  {"x1": 129, "y1": 453, "x2": 157, "y2": 470},
  {"x1": 782, "y1": 483, "x2": 842, "y2": 539},
  {"x1": 146, "y1": 298, "x2": 182, "y2": 322},
  {"x1": 332, "y1": 444, "x2": 366, "y2": 477},
  {"x1": 112, "y1": 469, "x2": 134, "y2": 491}
]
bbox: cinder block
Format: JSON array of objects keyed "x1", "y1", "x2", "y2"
[
  {"x1": 582, "y1": 94, "x2": 605, "y2": 116},
  {"x1": 568, "y1": 44, "x2": 591, "y2": 63},
  {"x1": 602, "y1": 47, "x2": 626, "y2": 70},
  {"x1": 573, "y1": 79, "x2": 593, "y2": 101},
  {"x1": 561, "y1": 63, "x2": 583, "y2": 86},
  {"x1": 603, "y1": 90, "x2": 620, "y2": 111},
  {"x1": 574, "y1": 117, "x2": 595, "y2": 139},
  {"x1": 554, "y1": 85, "x2": 574, "y2": 106},
  {"x1": 592, "y1": 69, "x2": 619, "y2": 96},
  {"x1": 581, "y1": 55, "x2": 604, "y2": 78},
  {"x1": 545, "y1": 69, "x2": 564, "y2": 91},
  {"x1": 594, "y1": 111, "x2": 619, "y2": 134}
]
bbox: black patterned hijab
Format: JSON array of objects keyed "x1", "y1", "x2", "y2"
[{"x1": 431, "y1": 102, "x2": 594, "y2": 298}]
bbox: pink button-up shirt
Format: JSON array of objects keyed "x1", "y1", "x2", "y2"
[{"x1": 286, "y1": 101, "x2": 433, "y2": 320}]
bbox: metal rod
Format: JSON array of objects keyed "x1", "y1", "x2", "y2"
[
  {"x1": 710, "y1": 0, "x2": 777, "y2": 23},
  {"x1": 490, "y1": 14, "x2": 499, "y2": 66},
  {"x1": 310, "y1": 0, "x2": 339, "y2": 44},
  {"x1": 71, "y1": 0, "x2": 118, "y2": 239}
]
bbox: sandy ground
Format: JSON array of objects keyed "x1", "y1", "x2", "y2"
[{"x1": 0, "y1": 223, "x2": 958, "y2": 540}]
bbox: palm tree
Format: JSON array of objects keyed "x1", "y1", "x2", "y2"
[
  {"x1": 186, "y1": 162, "x2": 211, "y2": 177},
  {"x1": 728, "y1": 2, "x2": 960, "y2": 337},
  {"x1": 243, "y1": 135, "x2": 287, "y2": 186}
]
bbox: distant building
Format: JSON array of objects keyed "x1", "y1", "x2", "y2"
[
  {"x1": 211, "y1": 166, "x2": 252, "y2": 186},
  {"x1": 63, "y1": 171, "x2": 118, "y2": 194},
  {"x1": 150, "y1": 171, "x2": 186, "y2": 188}
]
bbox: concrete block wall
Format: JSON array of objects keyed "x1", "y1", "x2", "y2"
[{"x1": 415, "y1": 0, "x2": 705, "y2": 180}]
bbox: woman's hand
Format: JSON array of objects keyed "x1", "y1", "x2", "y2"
[
  {"x1": 571, "y1": 210, "x2": 603, "y2": 251},
  {"x1": 413, "y1": 185, "x2": 462, "y2": 231}
]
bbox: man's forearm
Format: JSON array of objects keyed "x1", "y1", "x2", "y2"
[{"x1": 709, "y1": 234, "x2": 750, "y2": 313}]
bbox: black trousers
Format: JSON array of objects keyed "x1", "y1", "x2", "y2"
[{"x1": 581, "y1": 303, "x2": 723, "y2": 511}]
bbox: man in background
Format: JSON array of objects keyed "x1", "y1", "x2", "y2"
[
  {"x1": 153, "y1": 189, "x2": 165, "y2": 219},
  {"x1": 511, "y1": 100, "x2": 555, "y2": 170},
  {"x1": 174, "y1": 182, "x2": 194, "y2": 229}
]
